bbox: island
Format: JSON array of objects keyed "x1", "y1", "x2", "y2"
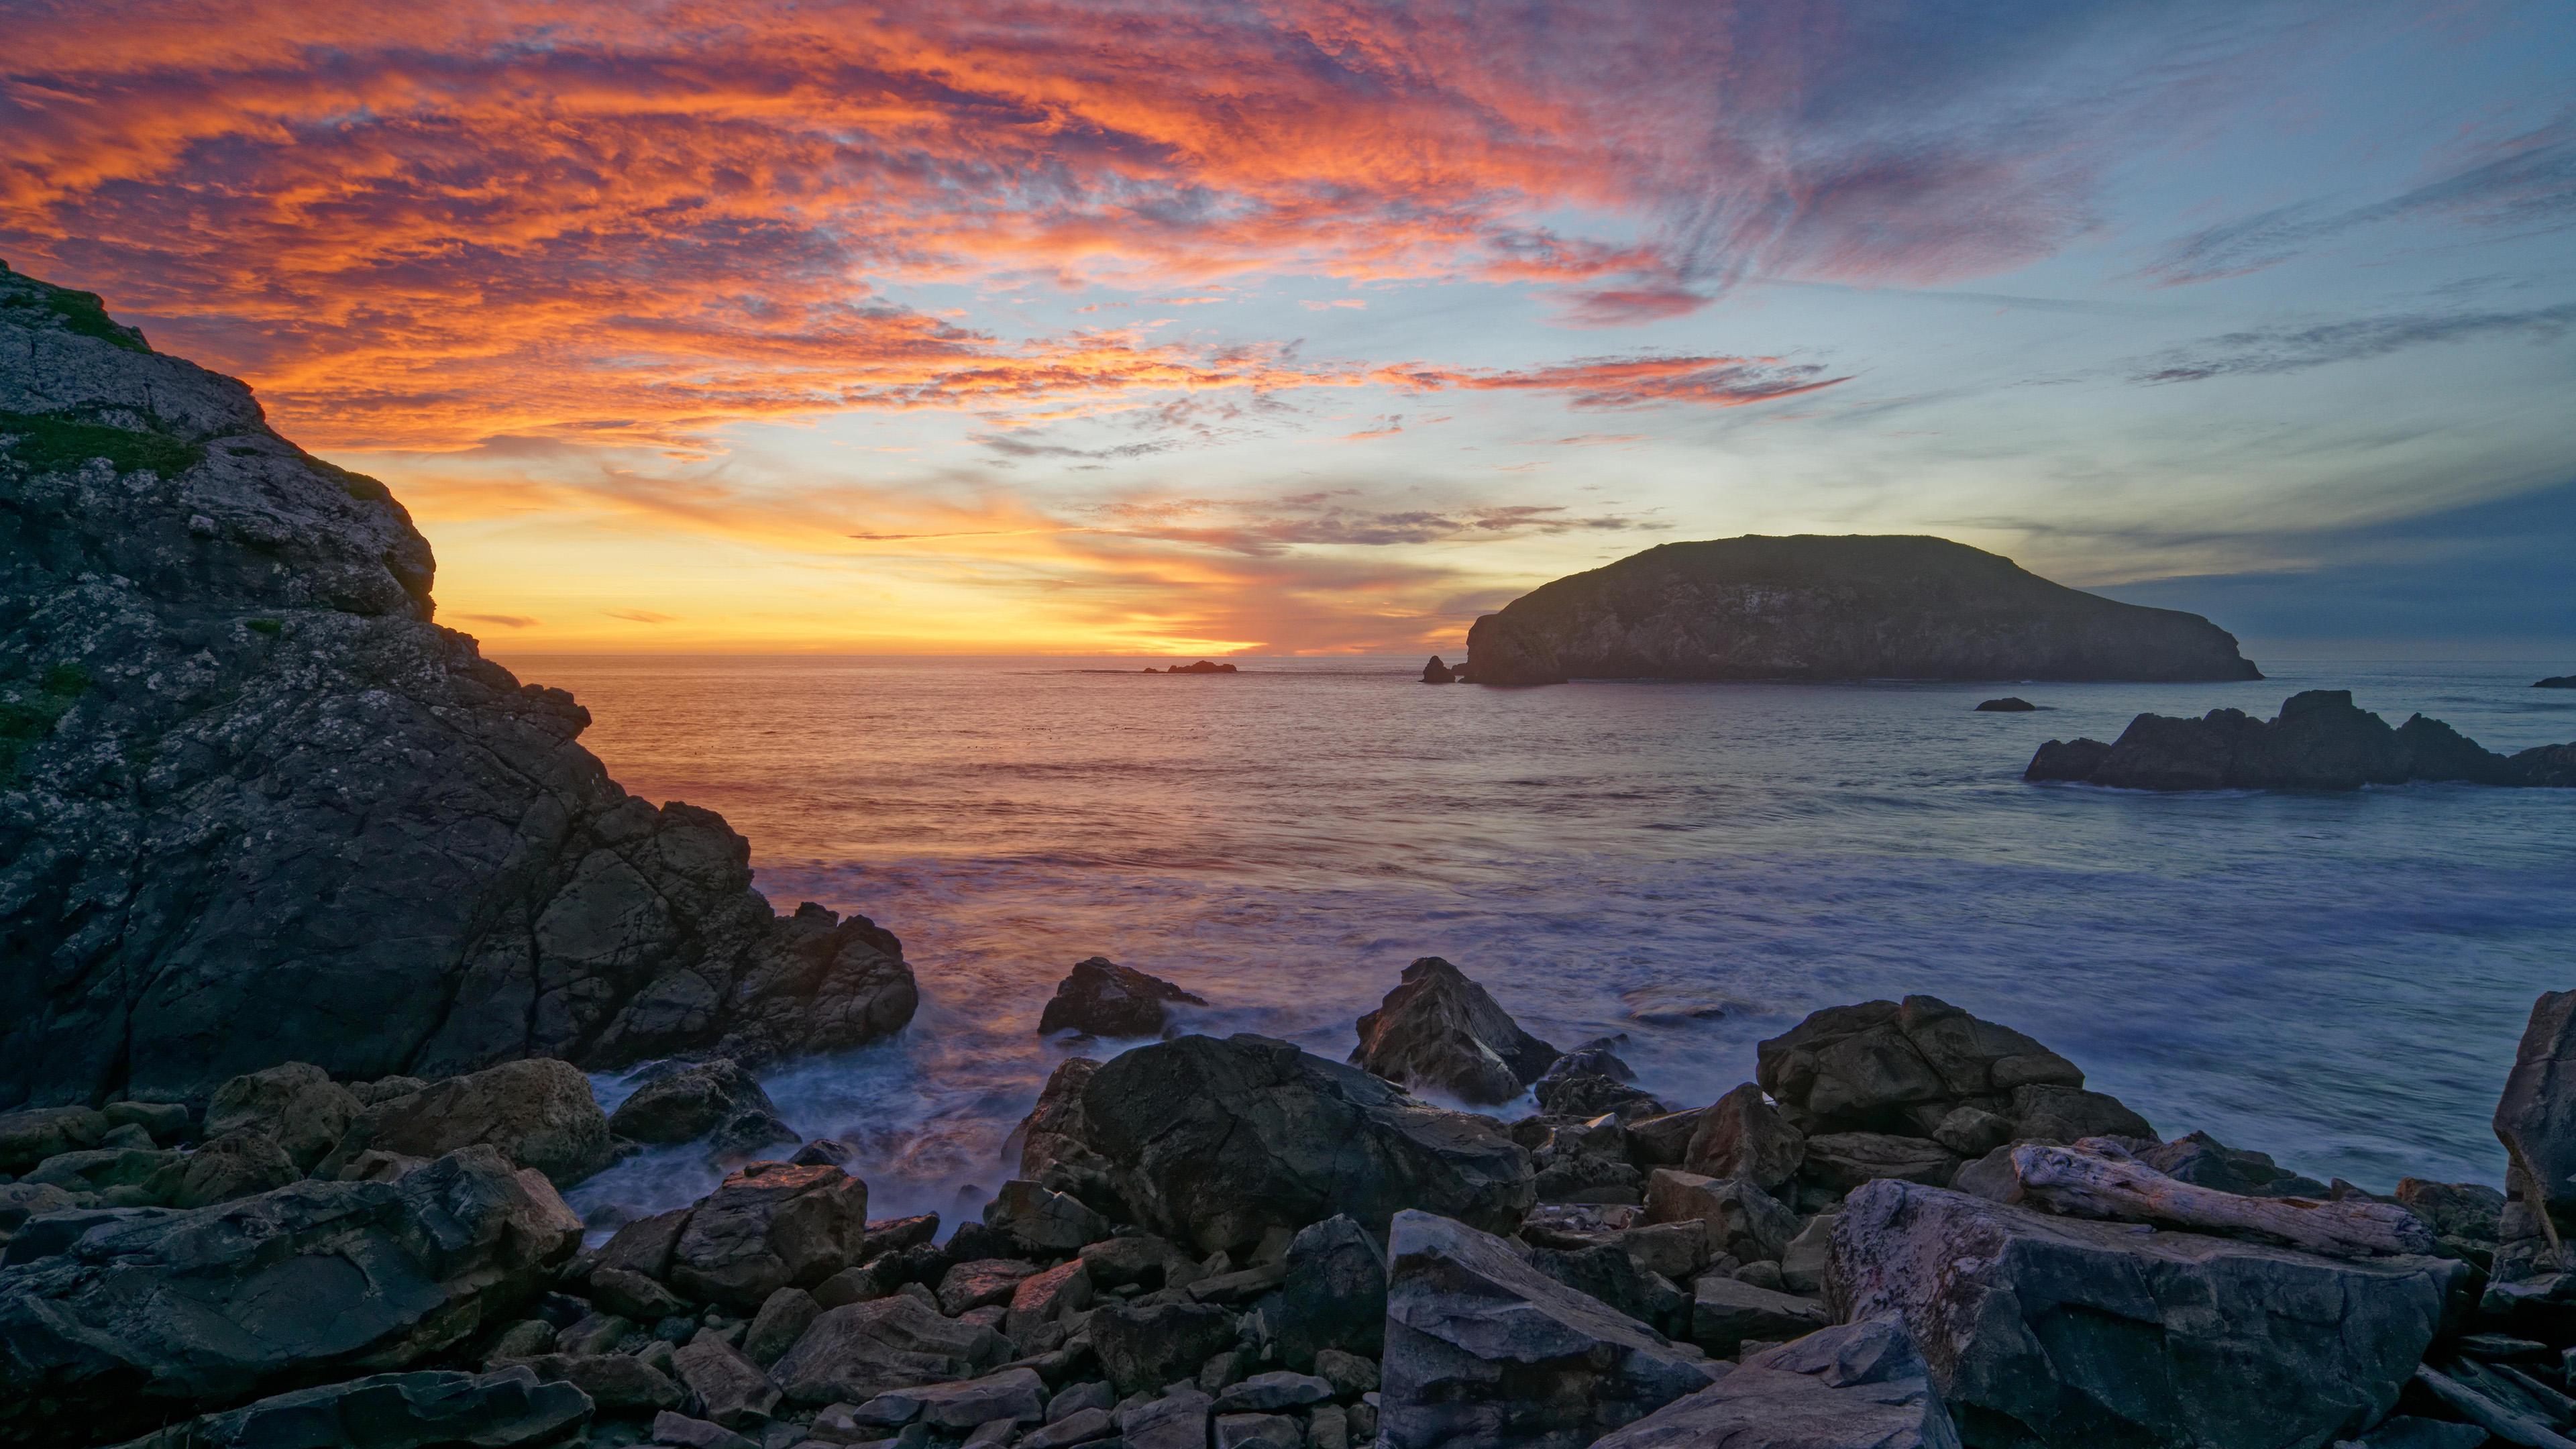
[
  {"x1": 1458, "y1": 535, "x2": 2263, "y2": 686},
  {"x1": 1146, "y1": 659, "x2": 1238, "y2": 673}
]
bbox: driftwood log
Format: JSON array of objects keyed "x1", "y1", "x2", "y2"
[
  {"x1": 2416, "y1": 1365, "x2": 2576, "y2": 1449},
  {"x1": 2009, "y1": 1142, "x2": 2436, "y2": 1257}
]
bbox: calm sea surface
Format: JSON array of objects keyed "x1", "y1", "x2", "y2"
[{"x1": 487, "y1": 653, "x2": 2576, "y2": 1228}]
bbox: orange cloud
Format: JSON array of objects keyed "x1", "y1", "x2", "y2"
[{"x1": 1378, "y1": 355, "x2": 1850, "y2": 409}]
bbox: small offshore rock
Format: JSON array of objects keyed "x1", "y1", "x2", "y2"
[
  {"x1": 1420, "y1": 656, "x2": 1457, "y2": 684},
  {"x1": 1975, "y1": 697, "x2": 2037, "y2": 711},
  {"x1": 1350, "y1": 957, "x2": 1560, "y2": 1105},
  {"x1": 1040, "y1": 957, "x2": 1210, "y2": 1039}
]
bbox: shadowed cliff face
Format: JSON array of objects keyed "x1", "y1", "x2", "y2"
[
  {"x1": 0, "y1": 260, "x2": 915, "y2": 1109},
  {"x1": 1462, "y1": 535, "x2": 2263, "y2": 685}
]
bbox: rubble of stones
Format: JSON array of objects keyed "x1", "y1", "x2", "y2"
[
  {"x1": 7, "y1": 953, "x2": 2576, "y2": 1449},
  {"x1": 2029, "y1": 688, "x2": 2576, "y2": 790}
]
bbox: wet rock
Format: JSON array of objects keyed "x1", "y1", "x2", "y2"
[
  {"x1": 2032, "y1": 690, "x2": 2572, "y2": 790},
  {"x1": 651, "y1": 1409, "x2": 761, "y2": 1449},
  {"x1": 1118, "y1": 1388, "x2": 1214, "y2": 1449},
  {"x1": 770, "y1": 1293, "x2": 1010, "y2": 1404},
  {"x1": 1421, "y1": 656, "x2": 1458, "y2": 684},
  {"x1": 1039, "y1": 957, "x2": 1209, "y2": 1039},
  {"x1": 487, "y1": 1318, "x2": 561, "y2": 1364},
  {"x1": 1532, "y1": 1041, "x2": 1664, "y2": 1120},
  {"x1": 1799, "y1": 1132, "x2": 1964, "y2": 1193},
  {"x1": 1688, "y1": 1275, "x2": 1829, "y2": 1356},
  {"x1": 205, "y1": 1061, "x2": 362, "y2": 1171},
  {"x1": 1974, "y1": 697, "x2": 2035, "y2": 712},
  {"x1": 1270, "y1": 1214, "x2": 1389, "y2": 1366},
  {"x1": 747, "y1": 1286, "x2": 823, "y2": 1366},
  {"x1": 1381, "y1": 1209, "x2": 1715, "y2": 1449},
  {"x1": 511, "y1": 1350, "x2": 685, "y2": 1410},
  {"x1": 109, "y1": 1365, "x2": 592, "y2": 1449},
  {"x1": 1089, "y1": 1300, "x2": 1241, "y2": 1395},
  {"x1": 1075, "y1": 1032, "x2": 1534, "y2": 1254},
  {"x1": 1680, "y1": 1083, "x2": 1805, "y2": 1190},
  {"x1": 987, "y1": 1179, "x2": 1111, "y2": 1255},
  {"x1": 611, "y1": 1059, "x2": 786, "y2": 1145},
  {"x1": 1350, "y1": 957, "x2": 1560, "y2": 1105},
  {"x1": 1590, "y1": 1316, "x2": 1961, "y2": 1449},
  {"x1": 942, "y1": 1257, "x2": 1042, "y2": 1315},
  {"x1": 669, "y1": 1161, "x2": 869, "y2": 1309},
  {"x1": 2023, "y1": 737, "x2": 2112, "y2": 782},
  {"x1": 1831, "y1": 1178, "x2": 2463, "y2": 1449},
  {"x1": 1642, "y1": 1169, "x2": 1799, "y2": 1264},
  {"x1": 321, "y1": 1057, "x2": 620, "y2": 1188},
  {"x1": 1756, "y1": 995, "x2": 2087, "y2": 1138},
  {"x1": 2137, "y1": 1131, "x2": 2330, "y2": 1198},
  {"x1": 0, "y1": 1146, "x2": 580, "y2": 1444},
  {"x1": 675, "y1": 1328, "x2": 782, "y2": 1428},
  {"x1": 1016, "y1": 1058, "x2": 1110, "y2": 1183},
  {"x1": 1079, "y1": 1232, "x2": 1201, "y2": 1292}
]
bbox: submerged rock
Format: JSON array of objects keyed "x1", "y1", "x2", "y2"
[
  {"x1": 1460, "y1": 534, "x2": 2261, "y2": 686},
  {"x1": 0, "y1": 260, "x2": 918, "y2": 1109},
  {"x1": 2029, "y1": 689, "x2": 2572, "y2": 790},
  {"x1": 1037, "y1": 957, "x2": 1208, "y2": 1039},
  {"x1": 1350, "y1": 957, "x2": 1560, "y2": 1105}
]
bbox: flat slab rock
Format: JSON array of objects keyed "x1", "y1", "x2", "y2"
[
  {"x1": 1592, "y1": 1317, "x2": 1962, "y2": 1449},
  {"x1": 103, "y1": 1365, "x2": 590, "y2": 1449}
]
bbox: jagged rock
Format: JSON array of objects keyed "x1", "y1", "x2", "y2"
[
  {"x1": 508, "y1": 1352, "x2": 683, "y2": 1410},
  {"x1": 350, "y1": 1075, "x2": 431, "y2": 1106},
  {"x1": 1525, "y1": 1243, "x2": 1690, "y2": 1338},
  {"x1": 674, "y1": 1329, "x2": 781, "y2": 1428},
  {"x1": 2396, "y1": 1178, "x2": 2505, "y2": 1267},
  {"x1": 650, "y1": 1411, "x2": 758, "y2": 1449},
  {"x1": 21, "y1": 1144, "x2": 177, "y2": 1197},
  {"x1": 1974, "y1": 697, "x2": 2035, "y2": 712},
  {"x1": 1831, "y1": 1179, "x2": 2463, "y2": 1449},
  {"x1": 1016, "y1": 1058, "x2": 1109, "y2": 1183},
  {"x1": 1929, "y1": 1106, "x2": 2016, "y2": 1159},
  {"x1": 590, "y1": 1265, "x2": 692, "y2": 1320},
  {"x1": 1270, "y1": 1214, "x2": 1389, "y2": 1366},
  {"x1": 484, "y1": 1320, "x2": 557, "y2": 1364},
  {"x1": 1778, "y1": 1212, "x2": 1835, "y2": 1293},
  {"x1": 1380, "y1": 1210, "x2": 1715, "y2": 1449},
  {"x1": 106, "y1": 1365, "x2": 592, "y2": 1449},
  {"x1": 985, "y1": 1179, "x2": 1110, "y2": 1254},
  {"x1": 1756, "y1": 996, "x2": 2101, "y2": 1139},
  {"x1": 1624, "y1": 1108, "x2": 1710, "y2": 1167},
  {"x1": 1350, "y1": 958, "x2": 1559, "y2": 1105},
  {"x1": 1590, "y1": 1316, "x2": 1961, "y2": 1449},
  {"x1": 598, "y1": 1205, "x2": 694, "y2": 1280},
  {"x1": 204, "y1": 1062, "x2": 362, "y2": 1171},
  {"x1": 0, "y1": 262, "x2": 918, "y2": 1110},
  {"x1": 896, "y1": 1367, "x2": 1049, "y2": 1428},
  {"x1": 1073, "y1": 1033, "x2": 1534, "y2": 1254},
  {"x1": 319, "y1": 1057, "x2": 619, "y2": 1187},
  {"x1": 2007, "y1": 1083, "x2": 2153, "y2": 1143},
  {"x1": 0, "y1": 1106, "x2": 107, "y2": 1173},
  {"x1": 1089, "y1": 1300, "x2": 1240, "y2": 1395},
  {"x1": 746, "y1": 1286, "x2": 822, "y2": 1366},
  {"x1": 1024, "y1": 1405, "x2": 1116, "y2": 1449},
  {"x1": 668, "y1": 1161, "x2": 869, "y2": 1309},
  {"x1": 1681, "y1": 1083, "x2": 1805, "y2": 1190},
  {"x1": 1007, "y1": 1260, "x2": 1093, "y2": 1342},
  {"x1": 941, "y1": 1257, "x2": 1042, "y2": 1315},
  {"x1": 0, "y1": 1146, "x2": 580, "y2": 1444},
  {"x1": 1038, "y1": 957, "x2": 1208, "y2": 1039},
  {"x1": 609, "y1": 1060, "x2": 785, "y2": 1146},
  {"x1": 2031, "y1": 690, "x2": 2573, "y2": 790},
  {"x1": 1688, "y1": 1275, "x2": 1829, "y2": 1356},
  {"x1": 1643, "y1": 1169, "x2": 1799, "y2": 1263},
  {"x1": 1421, "y1": 656, "x2": 1457, "y2": 684},
  {"x1": 1460, "y1": 535, "x2": 2261, "y2": 686},
  {"x1": 864, "y1": 1213, "x2": 942, "y2": 1259},
  {"x1": 1316, "y1": 1348, "x2": 1379, "y2": 1398},
  {"x1": 1532, "y1": 1042, "x2": 1664, "y2": 1120},
  {"x1": 769, "y1": 1293, "x2": 1010, "y2": 1404}
]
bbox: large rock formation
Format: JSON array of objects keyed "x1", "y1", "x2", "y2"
[
  {"x1": 2027, "y1": 690, "x2": 2576, "y2": 790},
  {"x1": 0, "y1": 260, "x2": 916, "y2": 1108},
  {"x1": 1459, "y1": 535, "x2": 2261, "y2": 686}
]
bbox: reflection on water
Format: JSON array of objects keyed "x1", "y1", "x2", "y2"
[{"x1": 496, "y1": 653, "x2": 2576, "y2": 1224}]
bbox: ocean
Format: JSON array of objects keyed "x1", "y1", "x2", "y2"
[{"x1": 488, "y1": 653, "x2": 2576, "y2": 1232}]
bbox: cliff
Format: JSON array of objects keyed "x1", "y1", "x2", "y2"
[
  {"x1": 1461, "y1": 535, "x2": 2262, "y2": 686},
  {"x1": 0, "y1": 260, "x2": 915, "y2": 1108}
]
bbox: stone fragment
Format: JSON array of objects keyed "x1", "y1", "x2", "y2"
[
  {"x1": 1349, "y1": 957, "x2": 1560, "y2": 1105},
  {"x1": 1081, "y1": 1232, "x2": 1203, "y2": 1291},
  {"x1": 2007, "y1": 1083, "x2": 2154, "y2": 1143},
  {"x1": 987, "y1": 1179, "x2": 1112, "y2": 1254},
  {"x1": 1831, "y1": 1178, "x2": 2463, "y2": 1449},
  {"x1": 1380, "y1": 1209, "x2": 1715, "y2": 1449},
  {"x1": 1313, "y1": 1348, "x2": 1379, "y2": 1398},
  {"x1": 600, "y1": 1206, "x2": 696, "y2": 1279},
  {"x1": 943, "y1": 1256, "x2": 1044, "y2": 1314},
  {"x1": 676, "y1": 1327, "x2": 783, "y2": 1428},
  {"x1": 206, "y1": 1061, "x2": 363, "y2": 1171},
  {"x1": 652, "y1": 1409, "x2": 761, "y2": 1449},
  {"x1": 107, "y1": 1365, "x2": 592, "y2": 1449},
  {"x1": 1118, "y1": 1389, "x2": 1215, "y2": 1449},
  {"x1": 1213, "y1": 1371, "x2": 1334, "y2": 1413},
  {"x1": 594, "y1": 1264, "x2": 695, "y2": 1320},
  {"x1": 1022, "y1": 1405, "x2": 1116, "y2": 1448},
  {"x1": 1778, "y1": 1212, "x2": 1835, "y2": 1294},
  {"x1": 321, "y1": 1058, "x2": 621, "y2": 1187},
  {"x1": 1077, "y1": 1032, "x2": 1534, "y2": 1254},
  {"x1": 1798, "y1": 1132, "x2": 1964, "y2": 1193},
  {"x1": 1009, "y1": 1259, "x2": 1095, "y2": 1338},
  {"x1": 669, "y1": 1161, "x2": 869, "y2": 1308},
  {"x1": 865, "y1": 1213, "x2": 942, "y2": 1258},
  {"x1": 512, "y1": 1351, "x2": 685, "y2": 1410},
  {"x1": 1589, "y1": 1316, "x2": 1961, "y2": 1449},
  {"x1": 1688, "y1": 1275, "x2": 1829, "y2": 1356},
  {"x1": 1040, "y1": 957, "x2": 1209, "y2": 1038},
  {"x1": 748, "y1": 1286, "x2": 824, "y2": 1365},
  {"x1": 1270, "y1": 1213, "x2": 1389, "y2": 1366},
  {"x1": 0, "y1": 1106, "x2": 108, "y2": 1174},
  {"x1": 769, "y1": 1293, "x2": 1011, "y2": 1404},
  {"x1": 1215, "y1": 1413, "x2": 1301, "y2": 1449},
  {"x1": 611, "y1": 1059, "x2": 788, "y2": 1144},
  {"x1": 1090, "y1": 1300, "x2": 1242, "y2": 1395},
  {"x1": 1681, "y1": 1084, "x2": 1806, "y2": 1190},
  {"x1": 1642, "y1": 1169, "x2": 1799, "y2": 1263},
  {"x1": 910, "y1": 1366, "x2": 1049, "y2": 1428}
]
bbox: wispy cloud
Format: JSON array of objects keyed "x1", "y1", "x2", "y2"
[
  {"x1": 1380, "y1": 355, "x2": 1849, "y2": 409},
  {"x1": 2131, "y1": 303, "x2": 2576, "y2": 382}
]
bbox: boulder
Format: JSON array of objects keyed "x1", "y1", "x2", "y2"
[
  {"x1": 1681, "y1": 1084, "x2": 1805, "y2": 1190},
  {"x1": 1974, "y1": 698, "x2": 2035, "y2": 712},
  {"x1": 1831, "y1": 1178, "x2": 2463, "y2": 1449},
  {"x1": 1532, "y1": 1042, "x2": 1664, "y2": 1120},
  {"x1": 703, "y1": 1104, "x2": 807, "y2": 1161},
  {"x1": 667, "y1": 1161, "x2": 868, "y2": 1308},
  {"x1": 321, "y1": 1058, "x2": 619, "y2": 1188},
  {"x1": 168, "y1": 1129, "x2": 305, "y2": 1208},
  {"x1": 1421, "y1": 656, "x2": 1458, "y2": 684},
  {"x1": 985, "y1": 1179, "x2": 1110, "y2": 1254},
  {"x1": 1270, "y1": 1214, "x2": 1389, "y2": 1366},
  {"x1": 1024, "y1": 1405, "x2": 1117, "y2": 1449},
  {"x1": 1076, "y1": 1033, "x2": 1534, "y2": 1254},
  {"x1": 1757, "y1": 996, "x2": 2088, "y2": 1137},
  {"x1": 2024, "y1": 737, "x2": 2112, "y2": 782},
  {"x1": 1315, "y1": 1348, "x2": 1379, "y2": 1398},
  {"x1": 1089, "y1": 1300, "x2": 1240, "y2": 1395},
  {"x1": 1688, "y1": 1275, "x2": 1829, "y2": 1356},
  {"x1": 506, "y1": 1351, "x2": 684, "y2": 1410},
  {"x1": 1119, "y1": 1388, "x2": 1215, "y2": 1449},
  {"x1": 1380, "y1": 1210, "x2": 1715, "y2": 1449},
  {"x1": 1778, "y1": 1212, "x2": 1835, "y2": 1294},
  {"x1": 1589, "y1": 1316, "x2": 1961, "y2": 1449},
  {"x1": 106, "y1": 1365, "x2": 592, "y2": 1449},
  {"x1": 649, "y1": 1411, "x2": 759, "y2": 1449},
  {"x1": 2007, "y1": 1083, "x2": 2153, "y2": 1143},
  {"x1": 590, "y1": 1264, "x2": 691, "y2": 1320},
  {"x1": 673, "y1": 1328, "x2": 781, "y2": 1428},
  {"x1": 608, "y1": 1060, "x2": 786, "y2": 1146},
  {"x1": 745, "y1": 1286, "x2": 822, "y2": 1365},
  {"x1": 1079, "y1": 1232, "x2": 1202, "y2": 1292},
  {"x1": 2496, "y1": 989, "x2": 2576, "y2": 1258},
  {"x1": 1016, "y1": 1058, "x2": 1110, "y2": 1183},
  {"x1": 1525, "y1": 1243, "x2": 1690, "y2": 1337},
  {"x1": 1038, "y1": 957, "x2": 1208, "y2": 1038},
  {"x1": 865, "y1": 1213, "x2": 943, "y2": 1258},
  {"x1": 941, "y1": 1257, "x2": 1042, "y2": 1315},
  {"x1": 904, "y1": 1366, "x2": 1049, "y2": 1428},
  {"x1": 1007, "y1": 1260, "x2": 1093, "y2": 1339},
  {"x1": 1643, "y1": 1169, "x2": 1799, "y2": 1264},
  {"x1": 204, "y1": 1062, "x2": 363, "y2": 1171},
  {"x1": 1799, "y1": 1132, "x2": 1963, "y2": 1193},
  {"x1": 598, "y1": 1205, "x2": 696, "y2": 1279},
  {"x1": 0, "y1": 1107, "x2": 107, "y2": 1174},
  {"x1": 1624, "y1": 1108, "x2": 1710, "y2": 1167},
  {"x1": 0, "y1": 1146, "x2": 580, "y2": 1445},
  {"x1": 1350, "y1": 957, "x2": 1560, "y2": 1105},
  {"x1": 769, "y1": 1293, "x2": 1010, "y2": 1405},
  {"x1": 2137, "y1": 1131, "x2": 2330, "y2": 1199}
]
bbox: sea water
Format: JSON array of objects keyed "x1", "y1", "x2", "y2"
[{"x1": 489, "y1": 654, "x2": 2576, "y2": 1230}]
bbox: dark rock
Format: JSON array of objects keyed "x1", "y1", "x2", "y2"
[
  {"x1": 769, "y1": 1293, "x2": 1010, "y2": 1404},
  {"x1": 1380, "y1": 1209, "x2": 1715, "y2": 1449},
  {"x1": 319, "y1": 1057, "x2": 619, "y2": 1188},
  {"x1": 2006, "y1": 1083, "x2": 2154, "y2": 1143},
  {"x1": 1623, "y1": 1108, "x2": 1709, "y2": 1167},
  {"x1": 1526, "y1": 1243, "x2": 1689, "y2": 1337},
  {"x1": 650, "y1": 1410, "x2": 759, "y2": 1449},
  {"x1": 1073, "y1": 1032, "x2": 1534, "y2": 1254},
  {"x1": 591, "y1": 1264, "x2": 692, "y2": 1320},
  {"x1": 2136, "y1": 1131, "x2": 2330, "y2": 1199},
  {"x1": 1974, "y1": 697, "x2": 2035, "y2": 712},
  {"x1": 1927, "y1": 1106, "x2": 2015, "y2": 1159},
  {"x1": 2496, "y1": 988, "x2": 2576, "y2": 1263},
  {"x1": 1118, "y1": 1388, "x2": 1214, "y2": 1449},
  {"x1": 1532, "y1": 1043, "x2": 1664, "y2": 1120},
  {"x1": 1643, "y1": 1169, "x2": 1799, "y2": 1264},
  {"x1": 2511, "y1": 742, "x2": 2576, "y2": 787},
  {"x1": 2396, "y1": 1177, "x2": 2505, "y2": 1267},
  {"x1": 1755, "y1": 995, "x2": 2095, "y2": 1138},
  {"x1": 745, "y1": 1286, "x2": 822, "y2": 1366},
  {"x1": 487, "y1": 1320, "x2": 559, "y2": 1364},
  {"x1": 1590, "y1": 1316, "x2": 1960, "y2": 1449},
  {"x1": 1688, "y1": 1275, "x2": 1829, "y2": 1356},
  {"x1": 609, "y1": 1060, "x2": 784, "y2": 1146},
  {"x1": 557, "y1": 1311, "x2": 633, "y2": 1356},
  {"x1": 1680, "y1": 1083, "x2": 1805, "y2": 1190},
  {"x1": 204, "y1": 1062, "x2": 361, "y2": 1171},
  {"x1": 986, "y1": 1179, "x2": 1111, "y2": 1254},
  {"x1": 0, "y1": 1107, "x2": 107, "y2": 1174},
  {"x1": 1798, "y1": 1132, "x2": 1963, "y2": 1194},
  {"x1": 1160, "y1": 660, "x2": 1238, "y2": 674},
  {"x1": 1350, "y1": 957, "x2": 1560, "y2": 1105},
  {"x1": 103, "y1": 1101, "x2": 192, "y2": 1142},
  {"x1": 1039, "y1": 957, "x2": 1208, "y2": 1039},
  {"x1": 902, "y1": 1366, "x2": 1050, "y2": 1428},
  {"x1": 1831, "y1": 1178, "x2": 2463, "y2": 1449},
  {"x1": 0, "y1": 1145, "x2": 581, "y2": 1444},
  {"x1": 2536, "y1": 676, "x2": 2576, "y2": 688},
  {"x1": 1420, "y1": 656, "x2": 1457, "y2": 684},
  {"x1": 667, "y1": 1161, "x2": 869, "y2": 1309},
  {"x1": 1778, "y1": 1213, "x2": 1835, "y2": 1294},
  {"x1": 2033, "y1": 689, "x2": 2575, "y2": 790},
  {"x1": 0, "y1": 1183, "x2": 75, "y2": 1233},
  {"x1": 865, "y1": 1213, "x2": 943, "y2": 1258},
  {"x1": 1213, "y1": 1371, "x2": 1333, "y2": 1413},
  {"x1": 109, "y1": 1365, "x2": 591, "y2": 1449},
  {"x1": 705, "y1": 1107, "x2": 801, "y2": 1161},
  {"x1": 1024, "y1": 1404, "x2": 1116, "y2": 1449},
  {"x1": 1460, "y1": 534, "x2": 2261, "y2": 687},
  {"x1": 1089, "y1": 1300, "x2": 1240, "y2": 1395},
  {"x1": 1008, "y1": 1259, "x2": 1093, "y2": 1342},
  {"x1": 1215, "y1": 1412, "x2": 1301, "y2": 1449},
  {"x1": 0, "y1": 264, "x2": 920, "y2": 1111},
  {"x1": 2024, "y1": 737, "x2": 2112, "y2": 782},
  {"x1": 509, "y1": 1350, "x2": 684, "y2": 1411},
  {"x1": 1270, "y1": 1214, "x2": 1389, "y2": 1366},
  {"x1": 598, "y1": 1205, "x2": 695, "y2": 1280},
  {"x1": 942, "y1": 1257, "x2": 1043, "y2": 1315},
  {"x1": 1079, "y1": 1232, "x2": 1201, "y2": 1293},
  {"x1": 1016, "y1": 1058, "x2": 1110, "y2": 1183},
  {"x1": 674, "y1": 1328, "x2": 782, "y2": 1428},
  {"x1": 793, "y1": 1137, "x2": 857, "y2": 1167}
]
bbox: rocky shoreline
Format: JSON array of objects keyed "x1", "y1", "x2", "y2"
[
  {"x1": 2028, "y1": 689, "x2": 2576, "y2": 790},
  {"x1": 5, "y1": 953, "x2": 2571, "y2": 1449}
]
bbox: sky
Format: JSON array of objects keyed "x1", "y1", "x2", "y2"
[{"x1": 4, "y1": 0, "x2": 2572, "y2": 656}]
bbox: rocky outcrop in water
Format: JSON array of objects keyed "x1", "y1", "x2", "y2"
[
  {"x1": 2027, "y1": 689, "x2": 2576, "y2": 790},
  {"x1": 0, "y1": 260, "x2": 916, "y2": 1109},
  {"x1": 1419, "y1": 656, "x2": 1456, "y2": 684},
  {"x1": 1459, "y1": 535, "x2": 2261, "y2": 686},
  {"x1": 2537, "y1": 676, "x2": 2575, "y2": 688},
  {"x1": 1350, "y1": 956, "x2": 1561, "y2": 1105},
  {"x1": 1038, "y1": 957, "x2": 1208, "y2": 1038}
]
